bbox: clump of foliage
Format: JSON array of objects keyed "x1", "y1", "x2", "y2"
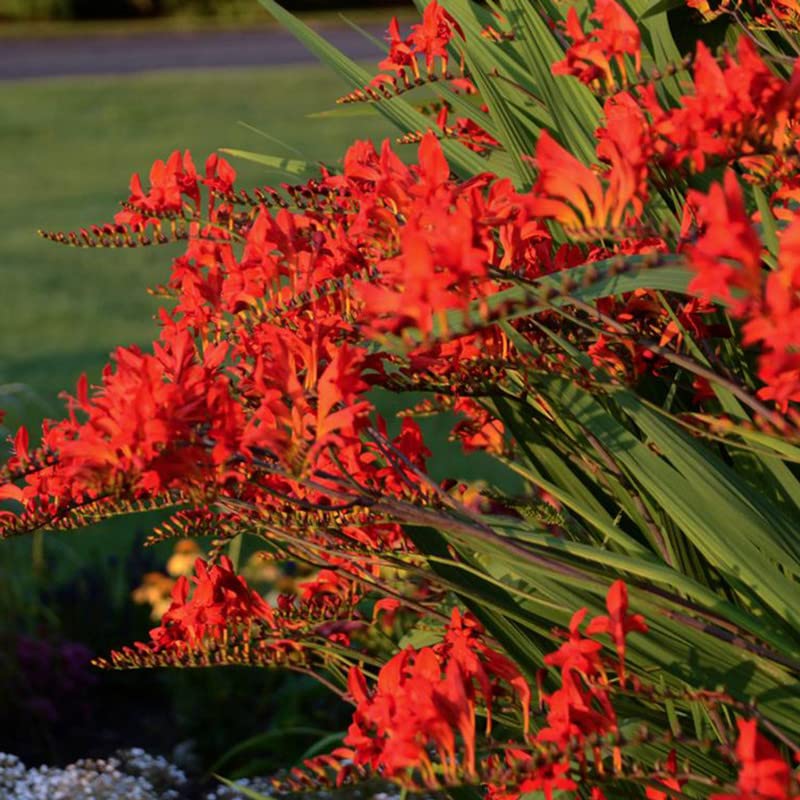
[{"x1": 4, "y1": 0, "x2": 800, "y2": 797}]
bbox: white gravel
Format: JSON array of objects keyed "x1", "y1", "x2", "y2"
[{"x1": 0, "y1": 749, "x2": 408, "y2": 800}]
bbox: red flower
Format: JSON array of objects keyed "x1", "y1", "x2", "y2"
[
  {"x1": 652, "y1": 39, "x2": 800, "y2": 173},
  {"x1": 544, "y1": 608, "x2": 604, "y2": 676},
  {"x1": 552, "y1": 0, "x2": 641, "y2": 89},
  {"x1": 531, "y1": 130, "x2": 637, "y2": 231},
  {"x1": 586, "y1": 579, "x2": 648, "y2": 685},
  {"x1": 539, "y1": 606, "x2": 616, "y2": 747},
  {"x1": 344, "y1": 609, "x2": 530, "y2": 788},
  {"x1": 712, "y1": 719, "x2": 798, "y2": 800},
  {"x1": 409, "y1": 1, "x2": 463, "y2": 73},
  {"x1": 741, "y1": 212, "x2": 800, "y2": 409},
  {"x1": 646, "y1": 750, "x2": 686, "y2": 800},
  {"x1": 148, "y1": 556, "x2": 274, "y2": 652},
  {"x1": 378, "y1": 17, "x2": 415, "y2": 76},
  {"x1": 371, "y1": 1, "x2": 463, "y2": 86},
  {"x1": 684, "y1": 171, "x2": 763, "y2": 314},
  {"x1": 116, "y1": 150, "x2": 200, "y2": 229}
]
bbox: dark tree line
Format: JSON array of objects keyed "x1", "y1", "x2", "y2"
[{"x1": 67, "y1": 0, "x2": 408, "y2": 19}]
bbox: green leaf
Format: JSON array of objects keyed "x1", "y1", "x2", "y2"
[
  {"x1": 404, "y1": 525, "x2": 548, "y2": 677},
  {"x1": 491, "y1": 393, "x2": 652, "y2": 557},
  {"x1": 536, "y1": 376, "x2": 800, "y2": 649},
  {"x1": 213, "y1": 776, "x2": 273, "y2": 800},
  {"x1": 637, "y1": 0, "x2": 685, "y2": 19},
  {"x1": 423, "y1": 255, "x2": 692, "y2": 345},
  {"x1": 431, "y1": 0, "x2": 541, "y2": 187},
  {"x1": 454, "y1": 43, "x2": 537, "y2": 188},
  {"x1": 752, "y1": 183, "x2": 780, "y2": 259},
  {"x1": 219, "y1": 149, "x2": 312, "y2": 175},
  {"x1": 210, "y1": 727, "x2": 330, "y2": 774},
  {"x1": 307, "y1": 105, "x2": 381, "y2": 119},
  {"x1": 297, "y1": 731, "x2": 346, "y2": 762},
  {"x1": 398, "y1": 617, "x2": 451, "y2": 649},
  {"x1": 502, "y1": 0, "x2": 601, "y2": 163}
]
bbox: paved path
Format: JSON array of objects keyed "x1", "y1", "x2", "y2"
[{"x1": 0, "y1": 25, "x2": 385, "y2": 80}]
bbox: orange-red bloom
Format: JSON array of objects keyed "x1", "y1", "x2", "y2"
[
  {"x1": 552, "y1": 0, "x2": 641, "y2": 89},
  {"x1": 712, "y1": 719, "x2": 799, "y2": 800}
]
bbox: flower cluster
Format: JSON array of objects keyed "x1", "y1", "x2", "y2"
[
  {"x1": 343, "y1": 608, "x2": 529, "y2": 788},
  {"x1": 4, "y1": 0, "x2": 800, "y2": 797},
  {"x1": 339, "y1": 1, "x2": 468, "y2": 105},
  {"x1": 283, "y1": 582, "x2": 799, "y2": 800},
  {"x1": 97, "y1": 555, "x2": 366, "y2": 671},
  {"x1": 682, "y1": 172, "x2": 800, "y2": 409},
  {"x1": 552, "y1": 0, "x2": 641, "y2": 89},
  {"x1": 10, "y1": 24, "x2": 800, "y2": 537},
  {"x1": 710, "y1": 720, "x2": 800, "y2": 800},
  {"x1": 537, "y1": 581, "x2": 646, "y2": 749}
]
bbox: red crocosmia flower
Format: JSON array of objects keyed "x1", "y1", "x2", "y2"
[
  {"x1": 516, "y1": 760, "x2": 578, "y2": 800},
  {"x1": 415, "y1": 129, "x2": 452, "y2": 196},
  {"x1": 490, "y1": 750, "x2": 578, "y2": 800},
  {"x1": 591, "y1": 0, "x2": 641, "y2": 70},
  {"x1": 684, "y1": 171, "x2": 763, "y2": 314},
  {"x1": 116, "y1": 150, "x2": 200, "y2": 229},
  {"x1": 596, "y1": 91, "x2": 652, "y2": 220},
  {"x1": 683, "y1": 175, "x2": 800, "y2": 408},
  {"x1": 553, "y1": 6, "x2": 606, "y2": 86},
  {"x1": 544, "y1": 608, "x2": 604, "y2": 676},
  {"x1": 652, "y1": 39, "x2": 800, "y2": 173},
  {"x1": 538, "y1": 608, "x2": 615, "y2": 748},
  {"x1": 435, "y1": 104, "x2": 501, "y2": 154},
  {"x1": 11, "y1": 327, "x2": 241, "y2": 509},
  {"x1": 148, "y1": 556, "x2": 274, "y2": 652},
  {"x1": 371, "y1": 0, "x2": 462, "y2": 88},
  {"x1": 379, "y1": 17, "x2": 416, "y2": 77},
  {"x1": 452, "y1": 398, "x2": 506, "y2": 455},
  {"x1": 741, "y1": 213, "x2": 800, "y2": 410},
  {"x1": 531, "y1": 131, "x2": 635, "y2": 231},
  {"x1": 356, "y1": 135, "x2": 492, "y2": 339},
  {"x1": 297, "y1": 569, "x2": 357, "y2": 611},
  {"x1": 372, "y1": 597, "x2": 402, "y2": 631},
  {"x1": 485, "y1": 748, "x2": 578, "y2": 800},
  {"x1": 344, "y1": 610, "x2": 530, "y2": 787},
  {"x1": 439, "y1": 608, "x2": 531, "y2": 735},
  {"x1": 711, "y1": 719, "x2": 797, "y2": 800},
  {"x1": 536, "y1": 584, "x2": 647, "y2": 750},
  {"x1": 552, "y1": 0, "x2": 641, "y2": 89},
  {"x1": 646, "y1": 750, "x2": 686, "y2": 800},
  {"x1": 586, "y1": 579, "x2": 648, "y2": 685},
  {"x1": 345, "y1": 648, "x2": 453, "y2": 785},
  {"x1": 13, "y1": 426, "x2": 29, "y2": 464},
  {"x1": 0, "y1": 483, "x2": 24, "y2": 504},
  {"x1": 409, "y1": 0, "x2": 463, "y2": 73},
  {"x1": 315, "y1": 344, "x2": 370, "y2": 443},
  {"x1": 203, "y1": 153, "x2": 237, "y2": 197}
]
